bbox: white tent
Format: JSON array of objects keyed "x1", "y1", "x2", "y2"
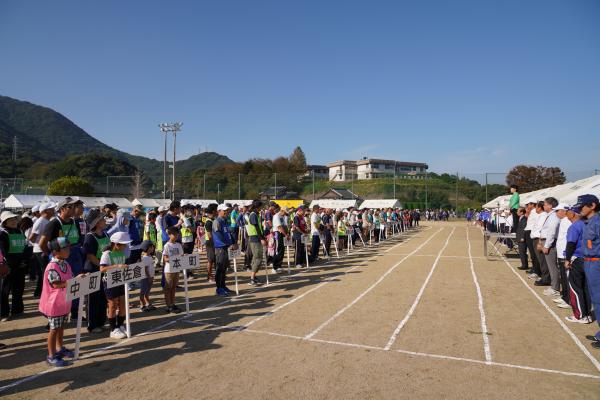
[
  {"x1": 181, "y1": 199, "x2": 218, "y2": 208},
  {"x1": 482, "y1": 195, "x2": 510, "y2": 209},
  {"x1": 309, "y1": 199, "x2": 358, "y2": 209},
  {"x1": 3, "y1": 194, "x2": 47, "y2": 209},
  {"x1": 132, "y1": 198, "x2": 172, "y2": 209},
  {"x1": 224, "y1": 199, "x2": 253, "y2": 207},
  {"x1": 358, "y1": 199, "x2": 402, "y2": 210},
  {"x1": 560, "y1": 175, "x2": 600, "y2": 205}
]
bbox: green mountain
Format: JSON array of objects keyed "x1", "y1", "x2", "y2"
[{"x1": 0, "y1": 95, "x2": 233, "y2": 179}]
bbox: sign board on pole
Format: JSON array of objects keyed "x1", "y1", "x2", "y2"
[
  {"x1": 228, "y1": 248, "x2": 241, "y2": 260},
  {"x1": 283, "y1": 237, "x2": 293, "y2": 247},
  {"x1": 301, "y1": 234, "x2": 309, "y2": 244},
  {"x1": 66, "y1": 271, "x2": 102, "y2": 301},
  {"x1": 105, "y1": 262, "x2": 147, "y2": 289}
]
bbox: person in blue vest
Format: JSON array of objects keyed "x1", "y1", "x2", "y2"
[
  {"x1": 577, "y1": 194, "x2": 600, "y2": 348},
  {"x1": 212, "y1": 203, "x2": 237, "y2": 296},
  {"x1": 128, "y1": 205, "x2": 145, "y2": 264}
]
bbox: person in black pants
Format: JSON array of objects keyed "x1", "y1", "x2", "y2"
[
  {"x1": 292, "y1": 206, "x2": 308, "y2": 267},
  {"x1": 515, "y1": 208, "x2": 528, "y2": 270}
]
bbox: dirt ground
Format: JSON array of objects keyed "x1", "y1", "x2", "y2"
[{"x1": 2, "y1": 221, "x2": 600, "y2": 399}]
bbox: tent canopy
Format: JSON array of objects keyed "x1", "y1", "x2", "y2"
[
  {"x1": 3, "y1": 194, "x2": 47, "y2": 209},
  {"x1": 224, "y1": 199, "x2": 253, "y2": 207},
  {"x1": 358, "y1": 199, "x2": 402, "y2": 210},
  {"x1": 132, "y1": 198, "x2": 172, "y2": 209},
  {"x1": 482, "y1": 195, "x2": 510, "y2": 209},
  {"x1": 309, "y1": 199, "x2": 358, "y2": 209},
  {"x1": 181, "y1": 199, "x2": 218, "y2": 208}
]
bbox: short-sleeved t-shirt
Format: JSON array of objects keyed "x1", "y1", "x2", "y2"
[
  {"x1": 43, "y1": 216, "x2": 80, "y2": 244},
  {"x1": 204, "y1": 219, "x2": 214, "y2": 246},
  {"x1": 31, "y1": 217, "x2": 50, "y2": 253},
  {"x1": 162, "y1": 241, "x2": 183, "y2": 273},
  {"x1": 142, "y1": 255, "x2": 155, "y2": 277},
  {"x1": 310, "y1": 213, "x2": 321, "y2": 235}
]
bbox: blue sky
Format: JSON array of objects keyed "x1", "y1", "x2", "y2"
[{"x1": 1, "y1": 0, "x2": 599, "y2": 178}]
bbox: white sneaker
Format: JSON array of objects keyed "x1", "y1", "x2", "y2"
[
  {"x1": 552, "y1": 297, "x2": 564, "y2": 303},
  {"x1": 271, "y1": 268, "x2": 282, "y2": 274},
  {"x1": 565, "y1": 316, "x2": 592, "y2": 324},
  {"x1": 556, "y1": 302, "x2": 571, "y2": 309},
  {"x1": 527, "y1": 273, "x2": 539, "y2": 280},
  {"x1": 295, "y1": 264, "x2": 303, "y2": 269},
  {"x1": 543, "y1": 288, "x2": 560, "y2": 297},
  {"x1": 119, "y1": 326, "x2": 128, "y2": 336},
  {"x1": 110, "y1": 328, "x2": 127, "y2": 339}
]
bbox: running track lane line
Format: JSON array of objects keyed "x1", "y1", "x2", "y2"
[
  {"x1": 304, "y1": 227, "x2": 445, "y2": 340},
  {"x1": 241, "y1": 227, "x2": 429, "y2": 329},
  {"x1": 466, "y1": 226, "x2": 492, "y2": 363},
  {"x1": 485, "y1": 227, "x2": 600, "y2": 373},
  {"x1": 383, "y1": 227, "x2": 455, "y2": 350},
  {"x1": 0, "y1": 228, "x2": 419, "y2": 394},
  {"x1": 181, "y1": 319, "x2": 600, "y2": 380}
]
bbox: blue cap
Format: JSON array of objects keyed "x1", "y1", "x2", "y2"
[
  {"x1": 573, "y1": 194, "x2": 599, "y2": 209},
  {"x1": 567, "y1": 206, "x2": 581, "y2": 214}
]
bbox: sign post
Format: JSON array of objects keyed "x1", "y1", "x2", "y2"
[
  {"x1": 331, "y1": 231, "x2": 339, "y2": 258},
  {"x1": 165, "y1": 253, "x2": 200, "y2": 315},
  {"x1": 228, "y1": 247, "x2": 241, "y2": 295},
  {"x1": 284, "y1": 236, "x2": 292, "y2": 274},
  {"x1": 301, "y1": 234, "x2": 309, "y2": 268},
  {"x1": 106, "y1": 262, "x2": 147, "y2": 337},
  {"x1": 66, "y1": 271, "x2": 102, "y2": 359}
]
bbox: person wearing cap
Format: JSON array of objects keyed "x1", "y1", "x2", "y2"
[
  {"x1": 128, "y1": 205, "x2": 145, "y2": 265},
  {"x1": 100, "y1": 231, "x2": 133, "y2": 339},
  {"x1": 38, "y1": 197, "x2": 79, "y2": 260},
  {"x1": 245, "y1": 200, "x2": 267, "y2": 285},
  {"x1": 577, "y1": 194, "x2": 600, "y2": 348},
  {"x1": 563, "y1": 205, "x2": 592, "y2": 324},
  {"x1": 82, "y1": 209, "x2": 110, "y2": 333},
  {"x1": 0, "y1": 210, "x2": 27, "y2": 321},
  {"x1": 38, "y1": 237, "x2": 75, "y2": 367},
  {"x1": 139, "y1": 240, "x2": 157, "y2": 312},
  {"x1": 554, "y1": 203, "x2": 572, "y2": 309},
  {"x1": 213, "y1": 204, "x2": 236, "y2": 296},
  {"x1": 31, "y1": 204, "x2": 40, "y2": 223},
  {"x1": 539, "y1": 197, "x2": 561, "y2": 296},
  {"x1": 29, "y1": 202, "x2": 55, "y2": 297}
]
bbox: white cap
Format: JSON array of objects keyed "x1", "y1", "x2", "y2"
[
  {"x1": 217, "y1": 203, "x2": 230, "y2": 211},
  {"x1": 0, "y1": 210, "x2": 20, "y2": 224},
  {"x1": 110, "y1": 231, "x2": 132, "y2": 244},
  {"x1": 31, "y1": 205, "x2": 40, "y2": 213},
  {"x1": 39, "y1": 202, "x2": 55, "y2": 213},
  {"x1": 158, "y1": 206, "x2": 167, "y2": 212},
  {"x1": 554, "y1": 203, "x2": 570, "y2": 211}
]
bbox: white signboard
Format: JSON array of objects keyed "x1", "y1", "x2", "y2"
[
  {"x1": 228, "y1": 248, "x2": 241, "y2": 260},
  {"x1": 167, "y1": 253, "x2": 200, "y2": 273},
  {"x1": 283, "y1": 237, "x2": 293, "y2": 247},
  {"x1": 66, "y1": 271, "x2": 102, "y2": 301},
  {"x1": 301, "y1": 234, "x2": 309, "y2": 244},
  {"x1": 106, "y1": 262, "x2": 147, "y2": 289}
]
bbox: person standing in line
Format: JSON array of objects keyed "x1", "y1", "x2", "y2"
[
  {"x1": 0, "y1": 211, "x2": 27, "y2": 321},
  {"x1": 292, "y1": 206, "x2": 308, "y2": 268},
  {"x1": 230, "y1": 204, "x2": 239, "y2": 246},
  {"x1": 245, "y1": 200, "x2": 267, "y2": 285},
  {"x1": 515, "y1": 207, "x2": 529, "y2": 270},
  {"x1": 539, "y1": 197, "x2": 561, "y2": 296},
  {"x1": 576, "y1": 195, "x2": 600, "y2": 348},
  {"x1": 204, "y1": 204, "x2": 217, "y2": 283},
  {"x1": 29, "y1": 202, "x2": 55, "y2": 297},
  {"x1": 554, "y1": 204, "x2": 572, "y2": 309},
  {"x1": 321, "y1": 208, "x2": 333, "y2": 257},
  {"x1": 509, "y1": 184, "x2": 520, "y2": 233},
  {"x1": 563, "y1": 205, "x2": 592, "y2": 324},
  {"x1": 523, "y1": 202, "x2": 540, "y2": 276},
  {"x1": 213, "y1": 204, "x2": 236, "y2": 296},
  {"x1": 530, "y1": 201, "x2": 548, "y2": 284},
  {"x1": 161, "y1": 227, "x2": 183, "y2": 314},
  {"x1": 309, "y1": 205, "x2": 322, "y2": 262},
  {"x1": 128, "y1": 205, "x2": 145, "y2": 264},
  {"x1": 272, "y1": 204, "x2": 289, "y2": 273}
]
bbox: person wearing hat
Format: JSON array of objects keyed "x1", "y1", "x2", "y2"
[
  {"x1": 212, "y1": 203, "x2": 236, "y2": 296},
  {"x1": 31, "y1": 204, "x2": 40, "y2": 223},
  {"x1": 128, "y1": 205, "x2": 145, "y2": 265},
  {"x1": 245, "y1": 200, "x2": 267, "y2": 285},
  {"x1": 82, "y1": 209, "x2": 110, "y2": 333},
  {"x1": 563, "y1": 205, "x2": 592, "y2": 324},
  {"x1": 576, "y1": 194, "x2": 600, "y2": 348},
  {"x1": 29, "y1": 202, "x2": 55, "y2": 297},
  {"x1": 0, "y1": 210, "x2": 27, "y2": 321},
  {"x1": 539, "y1": 197, "x2": 561, "y2": 296},
  {"x1": 100, "y1": 231, "x2": 132, "y2": 339}
]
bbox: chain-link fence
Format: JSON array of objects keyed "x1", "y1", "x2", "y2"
[{"x1": 2, "y1": 169, "x2": 599, "y2": 213}]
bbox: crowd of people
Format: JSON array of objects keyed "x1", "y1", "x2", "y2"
[
  {"x1": 0, "y1": 197, "x2": 422, "y2": 366},
  {"x1": 474, "y1": 185, "x2": 600, "y2": 350}
]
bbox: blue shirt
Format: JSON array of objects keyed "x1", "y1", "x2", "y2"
[
  {"x1": 583, "y1": 214, "x2": 600, "y2": 258},
  {"x1": 212, "y1": 216, "x2": 233, "y2": 248},
  {"x1": 164, "y1": 213, "x2": 179, "y2": 229},
  {"x1": 566, "y1": 219, "x2": 584, "y2": 259}
]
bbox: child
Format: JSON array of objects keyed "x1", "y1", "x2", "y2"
[
  {"x1": 100, "y1": 232, "x2": 132, "y2": 339},
  {"x1": 139, "y1": 240, "x2": 156, "y2": 312},
  {"x1": 38, "y1": 237, "x2": 74, "y2": 367},
  {"x1": 162, "y1": 226, "x2": 183, "y2": 314}
]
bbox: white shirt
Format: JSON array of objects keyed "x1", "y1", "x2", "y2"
[
  {"x1": 142, "y1": 255, "x2": 155, "y2": 278},
  {"x1": 556, "y1": 217, "x2": 571, "y2": 258},
  {"x1": 273, "y1": 213, "x2": 287, "y2": 231},
  {"x1": 31, "y1": 216, "x2": 50, "y2": 253},
  {"x1": 162, "y1": 241, "x2": 183, "y2": 273},
  {"x1": 310, "y1": 213, "x2": 321, "y2": 235},
  {"x1": 540, "y1": 211, "x2": 560, "y2": 248},
  {"x1": 524, "y1": 209, "x2": 538, "y2": 231},
  {"x1": 531, "y1": 211, "x2": 547, "y2": 239}
]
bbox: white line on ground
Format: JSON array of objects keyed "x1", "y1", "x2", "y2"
[
  {"x1": 0, "y1": 228, "x2": 422, "y2": 394},
  {"x1": 182, "y1": 318, "x2": 600, "y2": 380},
  {"x1": 485, "y1": 227, "x2": 600, "y2": 373},
  {"x1": 383, "y1": 227, "x2": 455, "y2": 350},
  {"x1": 385, "y1": 254, "x2": 487, "y2": 259},
  {"x1": 304, "y1": 227, "x2": 445, "y2": 340},
  {"x1": 466, "y1": 226, "x2": 492, "y2": 363}
]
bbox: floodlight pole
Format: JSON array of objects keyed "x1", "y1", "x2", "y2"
[
  {"x1": 425, "y1": 170, "x2": 428, "y2": 210},
  {"x1": 159, "y1": 122, "x2": 183, "y2": 201}
]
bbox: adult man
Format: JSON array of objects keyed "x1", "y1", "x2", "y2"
[
  {"x1": 530, "y1": 201, "x2": 548, "y2": 284},
  {"x1": 245, "y1": 200, "x2": 267, "y2": 284},
  {"x1": 28, "y1": 202, "x2": 55, "y2": 297},
  {"x1": 523, "y1": 202, "x2": 540, "y2": 276},
  {"x1": 272, "y1": 204, "x2": 289, "y2": 273},
  {"x1": 554, "y1": 204, "x2": 572, "y2": 309},
  {"x1": 515, "y1": 207, "x2": 528, "y2": 270},
  {"x1": 128, "y1": 204, "x2": 145, "y2": 264},
  {"x1": 212, "y1": 204, "x2": 236, "y2": 296},
  {"x1": 509, "y1": 184, "x2": 520, "y2": 233},
  {"x1": 230, "y1": 204, "x2": 239, "y2": 245},
  {"x1": 292, "y1": 206, "x2": 308, "y2": 267},
  {"x1": 310, "y1": 205, "x2": 323, "y2": 262},
  {"x1": 576, "y1": 194, "x2": 600, "y2": 348},
  {"x1": 321, "y1": 208, "x2": 333, "y2": 257},
  {"x1": 539, "y1": 197, "x2": 561, "y2": 297},
  {"x1": 204, "y1": 204, "x2": 217, "y2": 283}
]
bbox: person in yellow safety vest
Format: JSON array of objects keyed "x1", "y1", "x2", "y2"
[
  {"x1": 204, "y1": 204, "x2": 217, "y2": 283},
  {"x1": 179, "y1": 204, "x2": 197, "y2": 278},
  {"x1": 245, "y1": 200, "x2": 267, "y2": 286}
]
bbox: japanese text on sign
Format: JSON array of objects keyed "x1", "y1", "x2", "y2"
[
  {"x1": 228, "y1": 248, "x2": 241, "y2": 260},
  {"x1": 66, "y1": 271, "x2": 102, "y2": 301},
  {"x1": 105, "y1": 262, "x2": 147, "y2": 289},
  {"x1": 167, "y1": 253, "x2": 199, "y2": 273}
]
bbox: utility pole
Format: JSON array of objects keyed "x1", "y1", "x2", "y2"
[
  {"x1": 274, "y1": 173, "x2": 277, "y2": 200},
  {"x1": 159, "y1": 122, "x2": 183, "y2": 201},
  {"x1": 12, "y1": 136, "x2": 17, "y2": 181},
  {"x1": 425, "y1": 170, "x2": 428, "y2": 210},
  {"x1": 312, "y1": 170, "x2": 315, "y2": 200},
  {"x1": 203, "y1": 173, "x2": 206, "y2": 198},
  {"x1": 455, "y1": 172, "x2": 459, "y2": 212},
  {"x1": 238, "y1": 173, "x2": 241, "y2": 199}
]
